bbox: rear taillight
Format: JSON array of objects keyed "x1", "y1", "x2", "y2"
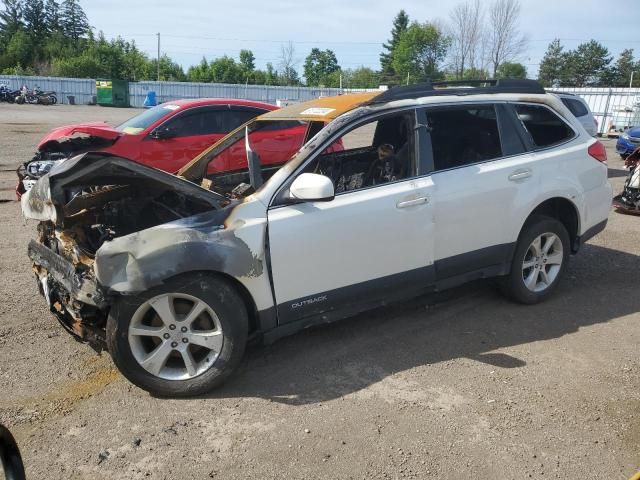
[{"x1": 588, "y1": 140, "x2": 607, "y2": 164}]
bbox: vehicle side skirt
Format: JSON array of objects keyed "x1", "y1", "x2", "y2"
[{"x1": 261, "y1": 242, "x2": 515, "y2": 344}]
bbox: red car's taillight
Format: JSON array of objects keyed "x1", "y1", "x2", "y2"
[{"x1": 588, "y1": 140, "x2": 607, "y2": 164}]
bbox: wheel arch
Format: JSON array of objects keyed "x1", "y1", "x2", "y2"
[
  {"x1": 518, "y1": 197, "x2": 581, "y2": 253},
  {"x1": 162, "y1": 269, "x2": 261, "y2": 336}
]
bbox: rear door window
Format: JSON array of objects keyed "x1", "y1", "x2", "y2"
[
  {"x1": 222, "y1": 108, "x2": 266, "y2": 131},
  {"x1": 561, "y1": 98, "x2": 589, "y2": 117},
  {"x1": 426, "y1": 105, "x2": 503, "y2": 172},
  {"x1": 164, "y1": 107, "x2": 225, "y2": 136},
  {"x1": 514, "y1": 104, "x2": 575, "y2": 148}
]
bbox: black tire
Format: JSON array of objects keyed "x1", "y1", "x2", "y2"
[
  {"x1": 50, "y1": 94, "x2": 57, "y2": 105},
  {"x1": 499, "y1": 215, "x2": 570, "y2": 305},
  {"x1": 106, "y1": 272, "x2": 248, "y2": 397},
  {"x1": 0, "y1": 424, "x2": 26, "y2": 480}
]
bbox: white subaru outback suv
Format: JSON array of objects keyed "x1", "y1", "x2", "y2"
[{"x1": 21, "y1": 79, "x2": 612, "y2": 396}]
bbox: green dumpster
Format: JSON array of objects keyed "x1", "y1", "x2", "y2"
[{"x1": 96, "y1": 79, "x2": 130, "y2": 107}]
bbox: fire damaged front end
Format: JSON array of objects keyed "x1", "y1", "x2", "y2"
[{"x1": 21, "y1": 153, "x2": 233, "y2": 351}]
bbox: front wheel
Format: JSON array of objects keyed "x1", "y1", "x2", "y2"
[
  {"x1": 500, "y1": 215, "x2": 570, "y2": 304},
  {"x1": 106, "y1": 273, "x2": 248, "y2": 397}
]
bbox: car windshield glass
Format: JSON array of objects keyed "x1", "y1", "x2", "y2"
[{"x1": 115, "y1": 104, "x2": 180, "y2": 134}]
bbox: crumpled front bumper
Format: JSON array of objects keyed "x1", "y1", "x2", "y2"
[{"x1": 28, "y1": 240, "x2": 109, "y2": 350}]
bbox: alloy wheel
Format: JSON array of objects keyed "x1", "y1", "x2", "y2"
[
  {"x1": 521, "y1": 232, "x2": 564, "y2": 293},
  {"x1": 128, "y1": 293, "x2": 224, "y2": 381}
]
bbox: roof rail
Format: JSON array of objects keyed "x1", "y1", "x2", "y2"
[{"x1": 368, "y1": 79, "x2": 545, "y2": 104}]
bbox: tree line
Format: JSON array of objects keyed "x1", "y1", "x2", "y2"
[
  {"x1": 538, "y1": 39, "x2": 639, "y2": 88},
  {"x1": 0, "y1": 0, "x2": 637, "y2": 88}
]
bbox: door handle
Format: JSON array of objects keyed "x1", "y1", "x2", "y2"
[
  {"x1": 396, "y1": 196, "x2": 429, "y2": 208},
  {"x1": 508, "y1": 169, "x2": 532, "y2": 181}
]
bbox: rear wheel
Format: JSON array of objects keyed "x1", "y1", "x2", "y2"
[
  {"x1": 106, "y1": 273, "x2": 248, "y2": 397},
  {"x1": 500, "y1": 215, "x2": 570, "y2": 304}
]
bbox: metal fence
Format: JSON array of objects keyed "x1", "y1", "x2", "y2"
[
  {"x1": 2, "y1": 75, "x2": 639, "y2": 136},
  {"x1": 0, "y1": 74, "x2": 96, "y2": 105},
  {"x1": 0, "y1": 74, "x2": 375, "y2": 108}
]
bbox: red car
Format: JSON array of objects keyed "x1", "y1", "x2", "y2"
[{"x1": 17, "y1": 98, "x2": 306, "y2": 197}]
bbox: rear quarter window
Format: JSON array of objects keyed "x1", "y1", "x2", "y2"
[
  {"x1": 561, "y1": 98, "x2": 589, "y2": 117},
  {"x1": 515, "y1": 104, "x2": 575, "y2": 148}
]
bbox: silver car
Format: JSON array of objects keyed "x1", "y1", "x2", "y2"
[{"x1": 552, "y1": 92, "x2": 598, "y2": 136}]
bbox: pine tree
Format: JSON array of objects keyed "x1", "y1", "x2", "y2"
[
  {"x1": 44, "y1": 0, "x2": 60, "y2": 33},
  {"x1": 60, "y1": 0, "x2": 88, "y2": 41},
  {"x1": 0, "y1": 0, "x2": 23, "y2": 39},
  {"x1": 611, "y1": 49, "x2": 635, "y2": 87},
  {"x1": 379, "y1": 10, "x2": 409, "y2": 75},
  {"x1": 537, "y1": 39, "x2": 567, "y2": 87},
  {"x1": 22, "y1": 0, "x2": 47, "y2": 39}
]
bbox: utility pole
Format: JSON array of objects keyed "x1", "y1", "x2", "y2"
[
  {"x1": 156, "y1": 32, "x2": 161, "y2": 82},
  {"x1": 631, "y1": 71, "x2": 635, "y2": 89}
]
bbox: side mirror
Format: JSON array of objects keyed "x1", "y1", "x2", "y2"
[
  {"x1": 150, "y1": 126, "x2": 175, "y2": 140},
  {"x1": 289, "y1": 173, "x2": 334, "y2": 202}
]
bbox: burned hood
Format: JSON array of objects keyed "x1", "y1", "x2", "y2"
[
  {"x1": 37, "y1": 122, "x2": 122, "y2": 149},
  {"x1": 21, "y1": 152, "x2": 228, "y2": 223}
]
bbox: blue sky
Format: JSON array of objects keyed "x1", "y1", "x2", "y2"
[{"x1": 82, "y1": 0, "x2": 638, "y2": 79}]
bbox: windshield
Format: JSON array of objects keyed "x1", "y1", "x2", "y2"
[{"x1": 115, "y1": 103, "x2": 181, "y2": 134}]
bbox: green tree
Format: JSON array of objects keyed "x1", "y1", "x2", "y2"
[
  {"x1": 537, "y1": 39, "x2": 568, "y2": 87},
  {"x1": 0, "y1": 29, "x2": 33, "y2": 68},
  {"x1": 0, "y1": 0, "x2": 23, "y2": 41},
  {"x1": 496, "y1": 61, "x2": 526, "y2": 79},
  {"x1": 44, "y1": 0, "x2": 60, "y2": 34},
  {"x1": 239, "y1": 49, "x2": 255, "y2": 72},
  {"x1": 566, "y1": 40, "x2": 612, "y2": 87},
  {"x1": 461, "y1": 66, "x2": 489, "y2": 80},
  {"x1": 146, "y1": 53, "x2": 185, "y2": 81},
  {"x1": 391, "y1": 22, "x2": 450, "y2": 83},
  {"x1": 187, "y1": 57, "x2": 211, "y2": 82},
  {"x1": 380, "y1": 9, "x2": 409, "y2": 76},
  {"x1": 60, "y1": 0, "x2": 88, "y2": 42},
  {"x1": 279, "y1": 65, "x2": 300, "y2": 86},
  {"x1": 303, "y1": 48, "x2": 340, "y2": 86},
  {"x1": 611, "y1": 48, "x2": 636, "y2": 87},
  {"x1": 23, "y1": 0, "x2": 47, "y2": 40},
  {"x1": 208, "y1": 55, "x2": 242, "y2": 83},
  {"x1": 343, "y1": 66, "x2": 379, "y2": 88},
  {"x1": 265, "y1": 62, "x2": 277, "y2": 85}
]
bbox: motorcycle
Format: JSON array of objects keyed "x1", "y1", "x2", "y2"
[
  {"x1": 613, "y1": 146, "x2": 640, "y2": 214},
  {"x1": 0, "y1": 84, "x2": 20, "y2": 103},
  {"x1": 13, "y1": 85, "x2": 57, "y2": 105},
  {"x1": 33, "y1": 86, "x2": 57, "y2": 104}
]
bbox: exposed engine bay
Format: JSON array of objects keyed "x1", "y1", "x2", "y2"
[{"x1": 23, "y1": 153, "x2": 231, "y2": 349}]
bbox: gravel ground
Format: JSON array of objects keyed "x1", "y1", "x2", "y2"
[{"x1": 0, "y1": 103, "x2": 638, "y2": 480}]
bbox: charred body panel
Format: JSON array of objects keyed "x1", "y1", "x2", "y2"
[{"x1": 21, "y1": 153, "x2": 270, "y2": 349}]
